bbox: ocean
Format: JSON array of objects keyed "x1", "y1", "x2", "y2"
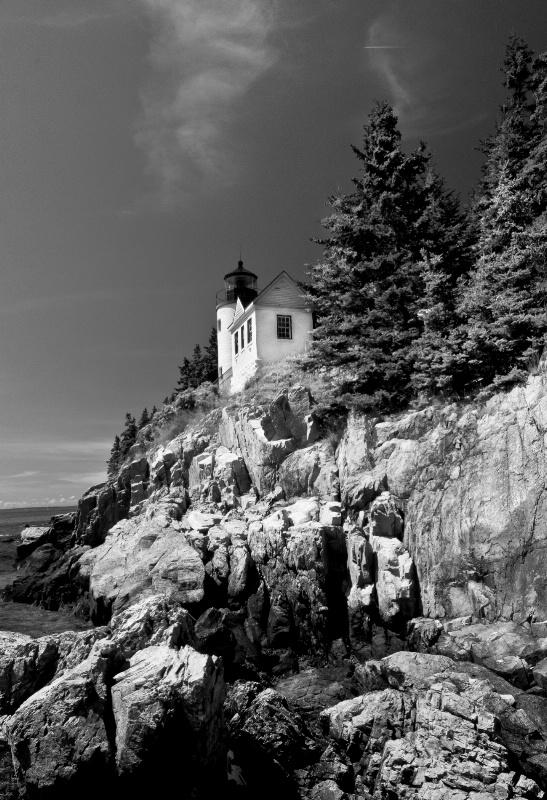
[{"x1": 0, "y1": 506, "x2": 91, "y2": 637}]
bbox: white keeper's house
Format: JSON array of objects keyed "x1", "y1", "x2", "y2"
[{"x1": 216, "y1": 260, "x2": 313, "y2": 393}]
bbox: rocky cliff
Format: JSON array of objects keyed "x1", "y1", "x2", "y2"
[{"x1": 4, "y1": 378, "x2": 547, "y2": 798}]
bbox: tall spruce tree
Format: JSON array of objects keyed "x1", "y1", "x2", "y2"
[
  {"x1": 202, "y1": 327, "x2": 218, "y2": 383},
  {"x1": 189, "y1": 344, "x2": 204, "y2": 387},
  {"x1": 305, "y1": 101, "x2": 472, "y2": 408},
  {"x1": 106, "y1": 435, "x2": 121, "y2": 479},
  {"x1": 177, "y1": 357, "x2": 192, "y2": 391},
  {"x1": 138, "y1": 408, "x2": 150, "y2": 428},
  {"x1": 461, "y1": 37, "x2": 547, "y2": 390},
  {"x1": 473, "y1": 35, "x2": 535, "y2": 251},
  {"x1": 120, "y1": 413, "x2": 137, "y2": 458}
]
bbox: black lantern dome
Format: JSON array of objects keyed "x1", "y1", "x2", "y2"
[{"x1": 218, "y1": 260, "x2": 258, "y2": 307}]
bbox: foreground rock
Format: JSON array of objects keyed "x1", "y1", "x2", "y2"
[
  {"x1": 3, "y1": 630, "x2": 225, "y2": 798},
  {"x1": 7, "y1": 641, "x2": 119, "y2": 798},
  {"x1": 112, "y1": 644, "x2": 224, "y2": 792}
]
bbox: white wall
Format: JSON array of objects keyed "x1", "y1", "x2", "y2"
[
  {"x1": 256, "y1": 306, "x2": 312, "y2": 364},
  {"x1": 217, "y1": 304, "x2": 236, "y2": 378},
  {"x1": 231, "y1": 311, "x2": 258, "y2": 393}
]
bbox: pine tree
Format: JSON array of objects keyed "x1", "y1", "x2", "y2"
[
  {"x1": 151, "y1": 405, "x2": 158, "y2": 416},
  {"x1": 474, "y1": 35, "x2": 535, "y2": 251},
  {"x1": 138, "y1": 408, "x2": 150, "y2": 428},
  {"x1": 409, "y1": 172, "x2": 475, "y2": 396},
  {"x1": 461, "y1": 38, "x2": 547, "y2": 390},
  {"x1": 177, "y1": 357, "x2": 192, "y2": 391},
  {"x1": 202, "y1": 327, "x2": 218, "y2": 382},
  {"x1": 106, "y1": 435, "x2": 121, "y2": 479},
  {"x1": 189, "y1": 345, "x2": 203, "y2": 388},
  {"x1": 305, "y1": 101, "x2": 472, "y2": 408},
  {"x1": 120, "y1": 413, "x2": 137, "y2": 458},
  {"x1": 521, "y1": 49, "x2": 547, "y2": 220}
]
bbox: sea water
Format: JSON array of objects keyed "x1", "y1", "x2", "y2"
[{"x1": 0, "y1": 506, "x2": 91, "y2": 637}]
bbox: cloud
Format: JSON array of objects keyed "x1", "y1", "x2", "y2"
[
  {"x1": 366, "y1": 16, "x2": 414, "y2": 126},
  {"x1": 57, "y1": 471, "x2": 107, "y2": 487},
  {"x1": 134, "y1": 0, "x2": 279, "y2": 206},
  {"x1": 5, "y1": 5, "x2": 117, "y2": 29},
  {"x1": 0, "y1": 496, "x2": 76, "y2": 509},
  {"x1": 4, "y1": 471, "x2": 38, "y2": 480}
]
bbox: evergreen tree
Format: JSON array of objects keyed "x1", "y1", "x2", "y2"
[
  {"x1": 305, "y1": 101, "x2": 472, "y2": 408},
  {"x1": 176, "y1": 329, "x2": 217, "y2": 393},
  {"x1": 473, "y1": 35, "x2": 535, "y2": 250},
  {"x1": 120, "y1": 413, "x2": 137, "y2": 458},
  {"x1": 138, "y1": 408, "x2": 150, "y2": 428},
  {"x1": 151, "y1": 405, "x2": 158, "y2": 416},
  {"x1": 202, "y1": 327, "x2": 218, "y2": 382},
  {"x1": 177, "y1": 357, "x2": 192, "y2": 391},
  {"x1": 189, "y1": 344, "x2": 203, "y2": 387},
  {"x1": 461, "y1": 37, "x2": 547, "y2": 390},
  {"x1": 521, "y1": 49, "x2": 547, "y2": 220},
  {"x1": 106, "y1": 435, "x2": 121, "y2": 479}
]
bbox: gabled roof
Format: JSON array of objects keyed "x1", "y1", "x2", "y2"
[
  {"x1": 228, "y1": 271, "x2": 309, "y2": 331},
  {"x1": 254, "y1": 271, "x2": 308, "y2": 308}
]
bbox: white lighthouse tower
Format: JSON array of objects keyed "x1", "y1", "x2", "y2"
[{"x1": 216, "y1": 260, "x2": 258, "y2": 391}]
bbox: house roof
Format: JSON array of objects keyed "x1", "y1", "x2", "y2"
[{"x1": 228, "y1": 271, "x2": 309, "y2": 331}]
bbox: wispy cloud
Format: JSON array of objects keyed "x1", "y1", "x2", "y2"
[
  {"x1": 134, "y1": 0, "x2": 279, "y2": 206},
  {"x1": 4, "y1": 5, "x2": 117, "y2": 29},
  {"x1": 0, "y1": 496, "x2": 76, "y2": 509},
  {"x1": 366, "y1": 16, "x2": 414, "y2": 126},
  {"x1": 0, "y1": 439, "x2": 113, "y2": 461},
  {"x1": 4, "y1": 471, "x2": 38, "y2": 480},
  {"x1": 58, "y1": 471, "x2": 107, "y2": 486},
  {"x1": 367, "y1": 12, "x2": 475, "y2": 142}
]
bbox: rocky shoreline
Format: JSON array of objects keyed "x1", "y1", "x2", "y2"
[{"x1": 4, "y1": 381, "x2": 547, "y2": 798}]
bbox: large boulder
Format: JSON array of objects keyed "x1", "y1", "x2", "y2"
[
  {"x1": 84, "y1": 511, "x2": 205, "y2": 621},
  {"x1": 111, "y1": 644, "x2": 225, "y2": 794},
  {"x1": 7, "y1": 641, "x2": 120, "y2": 798}
]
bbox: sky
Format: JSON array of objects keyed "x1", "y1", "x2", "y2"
[{"x1": 0, "y1": 0, "x2": 546, "y2": 508}]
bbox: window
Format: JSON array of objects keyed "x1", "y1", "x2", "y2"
[
  {"x1": 218, "y1": 366, "x2": 223, "y2": 378},
  {"x1": 241, "y1": 325, "x2": 245, "y2": 348},
  {"x1": 277, "y1": 315, "x2": 292, "y2": 339},
  {"x1": 234, "y1": 331, "x2": 239, "y2": 355},
  {"x1": 217, "y1": 319, "x2": 221, "y2": 331},
  {"x1": 247, "y1": 317, "x2": 252, "y2": 343}
]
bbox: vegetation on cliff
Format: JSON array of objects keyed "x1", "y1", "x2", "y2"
[{"x1": 304, "y1": 35, "x2": 547, "y2": 410}]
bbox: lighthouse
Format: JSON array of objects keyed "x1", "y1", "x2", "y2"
[{"x1": 216, "y1": 260, "x2": 258, "y2": 389}]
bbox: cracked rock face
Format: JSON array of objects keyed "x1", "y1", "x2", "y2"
[{"x1": 337, "y1": 380, "x2": 547, "y2": 622}]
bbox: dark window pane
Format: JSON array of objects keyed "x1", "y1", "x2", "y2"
[{"x1": 277, "y1": 315, "x2": 292, "y2": 339}]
